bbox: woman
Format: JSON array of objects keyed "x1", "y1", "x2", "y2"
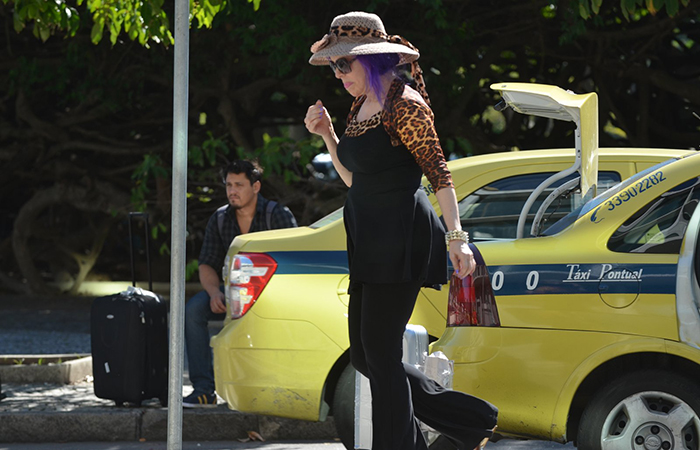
[{"x1": 304, "y1": 11, "x2": 498, "y2": 450}]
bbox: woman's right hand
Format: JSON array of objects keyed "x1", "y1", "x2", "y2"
[
  {"x1": 305, "y1": 99, "x2": 350, "y2": 187},
  {"x1": 305, "y1": 100, "x2": 334, "y2": 138}
]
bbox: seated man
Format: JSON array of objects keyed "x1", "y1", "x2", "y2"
[{"x1": 183, "y1": 160, "x2": 297, "y2": 408}]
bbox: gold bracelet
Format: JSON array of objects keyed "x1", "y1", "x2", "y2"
[{"x1": 445, "y1": 229, "x2": 469, "y2": 247}]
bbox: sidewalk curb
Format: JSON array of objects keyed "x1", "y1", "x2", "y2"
[
  {"x1": 0, "y1": 355, "x2": 92, "y2": 384},
  {"x1": 0, "y1": 410, "x2": 143, "y2": 442},
  {"x1": 0, "y1": 409, "x2": 338, "y2": 443}
]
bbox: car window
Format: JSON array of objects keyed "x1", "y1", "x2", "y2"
[
  {"x1": 458, "y1": 172, "x2": 621, "y2": 240},
  {"x1": 543, "y1": 158, "x2": 680, "y2": 236},
  {"x1": 608, "y1": 177, "x2": 700, "y2": 254}
]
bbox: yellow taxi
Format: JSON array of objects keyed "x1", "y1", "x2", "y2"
[
  {"x1": 434, "y1": 149, "x2": 700, "y2": 448},
  {"x1": 431, "y1": 84, "x2": 700, "y2": 449},
  {"x1": 210, "y1": 83, "x2": 693, "y2": 449}
]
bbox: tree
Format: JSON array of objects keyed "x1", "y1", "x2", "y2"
[
  {"x1": 1, "y1": 0, "x2": 698, "y2": 294},
  {"x1": 3, "y1": 0, "x2": 261, "y2": 45},
  {"x1": 4, "y1": 0, "x2": 691, "y2": 45}
]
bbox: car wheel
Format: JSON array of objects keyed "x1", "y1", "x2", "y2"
[
  {"x1": 333, "y1": 363, "x2": 356, "y2": 450},
  {"x1": 578, "y1": 370, "x2": 700, "y2": 450}
]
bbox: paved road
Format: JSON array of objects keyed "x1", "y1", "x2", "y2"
[
  {"x1": 0, "y1": 296, "x2": 578, "y2": 450},
  {"x1": 0, "y1": 442, "x2": 343, "y2": 450},
  {"x1": 0, "y1": 296, "x2": 91, "y2": 355},
  {"x1": 0, "y1": 439, "x2": 575, "y2": 450}
]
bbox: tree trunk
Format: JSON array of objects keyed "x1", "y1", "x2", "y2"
[{"x1": 12, "y1": 182, "x2": 130, "y2": 294}]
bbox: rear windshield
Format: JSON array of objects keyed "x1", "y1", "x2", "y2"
[
  {"x1": 542, "y1": 158, "x2": 679, "y2": 236},
  {"x1": 309, "y1": 207, "x2": 344, "y2": 229}
]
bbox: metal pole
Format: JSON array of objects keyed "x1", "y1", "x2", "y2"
[{"x1": 167, "y1": 0, "x2": 189, "y2": 446}]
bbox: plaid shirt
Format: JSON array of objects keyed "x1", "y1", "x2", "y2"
[{"x1": 198, "y1": 193, "x2": 298, "y2": 274}]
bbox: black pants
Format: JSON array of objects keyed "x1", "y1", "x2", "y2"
[{"x1": 348, "y1": 281, "x2": 498, "y2": 450}]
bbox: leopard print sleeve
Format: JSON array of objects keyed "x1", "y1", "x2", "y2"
[{"x1": 383, "y1": 84, "x2": 453, "y2": 191}]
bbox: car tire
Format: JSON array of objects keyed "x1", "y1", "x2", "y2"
[
  {"x1": 333, "y1": 363, "x2": 356, "y2": 450},
  {"x1": 578, "y1": 370, "x2": 700, "y2": 450}
]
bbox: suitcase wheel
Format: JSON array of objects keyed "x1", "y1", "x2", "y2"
[{"x1": 114, "y1": 400, "x2": 142, "y2": 407}]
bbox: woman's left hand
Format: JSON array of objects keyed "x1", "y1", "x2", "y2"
[{"x1": 449, "y1": 240, "x2": 476, "y2": 279}]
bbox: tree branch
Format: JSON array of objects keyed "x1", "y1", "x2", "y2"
[
  {"x1": 634, "y1": 67, "x2": 700, "y2": 105},
  {"x1": 12, "y1": 181, "x2": 130, "y2": 294},
  {"x1": 217, "y1": 94, "x2": 254, "y2": 152},
  {"x1": 15, "y1": 90, "x2": 70, "y2": 142},
  {"x1": 582, "y1": 3, "x2": 700, "y2": 42},
  {"x1": 49, "y1": 141, "x2": 170, "y2": 156}
]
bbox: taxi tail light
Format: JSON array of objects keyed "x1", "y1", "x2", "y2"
[
  {"x1": 447, "y1": 264, "x2": 500, "y2": 327},
  {"x1": 227, "y1": 252, "x2": 277, "y2": 319}
]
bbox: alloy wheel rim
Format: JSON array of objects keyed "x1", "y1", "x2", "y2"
[{"x1": 600, "y1": 391, "x2": 700, "y2": 450}]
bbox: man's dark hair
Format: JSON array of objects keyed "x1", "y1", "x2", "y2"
[{"x1": 221, "y1": 160, "x2": 263, "y2": 185}]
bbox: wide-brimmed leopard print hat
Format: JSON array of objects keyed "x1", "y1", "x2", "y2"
[
  {"x1": 309, "y1": 12, "x2": 419, "y2": 65},
  {"x1": 309, "y1": 11, "x2": 431, "y2": 104}
]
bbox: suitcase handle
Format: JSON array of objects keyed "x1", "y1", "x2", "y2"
[{"x1": 128, "y1": 212, "x2": 152, "y2": 291}]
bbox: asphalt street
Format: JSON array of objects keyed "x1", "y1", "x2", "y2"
[
  {"x1": 0, "y1": 295, "x2": 92, "y2": 355},
  {"x1": 0, "y1": 295, "x2": 578, "y2": 450},
  {"x1": 0, "y1": 442, "x2": 346, "y2": 450},
  {"x1": 0, "y1": 439, "x2": 575, "y2": 450}
]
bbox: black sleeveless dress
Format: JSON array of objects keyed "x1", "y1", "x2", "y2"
[
  {"x1": 337, "y1": 83, "x2": 498, "y2": 450},
  {"x1": 337, "y1": 115, "x2": 498, "y2": 450},
  {"x1": 337, "y1": 119, "x2": 447, "y2": 289}
]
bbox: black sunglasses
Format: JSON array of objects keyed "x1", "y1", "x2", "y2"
[{"x1": 329, "y1": 57, "x2": 356, "y2": 74}]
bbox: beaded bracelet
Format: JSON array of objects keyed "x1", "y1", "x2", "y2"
[{"x1": 445, "y1": 229, "x2": 469, "y2": 247}]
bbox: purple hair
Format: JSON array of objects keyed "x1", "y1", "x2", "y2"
[{"x1": 356, "y1": 53, "x2": 401, "y2": 104}]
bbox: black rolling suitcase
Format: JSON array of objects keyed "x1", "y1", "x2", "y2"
[{"x1": 90, "y1": 212, "x2": 168, "y2": 407}]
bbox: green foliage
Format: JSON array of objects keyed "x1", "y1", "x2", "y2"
[
  {"x1": 444, "y1": 137, "x2": 474, "y2": 158},
  {"x1": 481, "y1": 106, "x2": 507, "y2": 135},
  {"x1": 541, "y1": 4, "x2": 558, "y2": 19},
  {"x1": 559, "y1": 0, "x2": 692, "y2": 44},
  {"x1": 3, "y1": 0, "x2": 699, "y2": 290},
  {"x1": 151, "y1": 222, "x2": 167, "y2": 239},
  {"x1": 185, "y1": 259, "x2": 199, "y2": 281},
  {"x1": 2, "y1": 0, "x2": 259, "y2": 45},
  {"x1": 129, "y1": 132, "x2": 232, "y2": 259},
  {"x1": 190, "y1": 132, "x2": 230, "y2": 167},
  {"x1": 574, "y1": 0, "x2": 691, "y2": 20},
  {"x1": 417, "y1": 0, "x2": 449, "y2": 29},
  {"x1": 187, "y1": 132, "x2": 231, "y2": 207},
  {"x1": 152, "y1": 224, "x2": 170, "y2": 257},
  {"x1": 217, "y1": 1, "x2": 317, "y2": 78},
  {"x1": 237, "y1": 131, "x2": 319, "y2": 185},
  {"x1": 131, "y1": 154, "x2": 169, "y2": 211},
  {"x1": 5, "y1": 0, "x2": 80, "y2": 40},
  {"x1": 86, "y1": 0, "x2": 173, "y2": 46},
  {"x1": 591, "y1": 0, "x2": 604, "y2": 14}
]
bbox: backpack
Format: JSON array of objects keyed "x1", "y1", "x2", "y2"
[{"x1": 216, "y1": 200, "x2": 278, "y2": 240}]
